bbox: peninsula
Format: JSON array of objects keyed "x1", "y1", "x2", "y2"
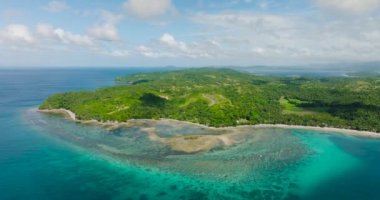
[{"x1": 39, "y1": 68, "x2": 380, "y2": 133}]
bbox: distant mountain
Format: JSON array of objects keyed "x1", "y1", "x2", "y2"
[{"x1": 232, "y1": 62, "x2": 380, "y2": 77}]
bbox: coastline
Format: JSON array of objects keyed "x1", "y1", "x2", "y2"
[
  {"x1": 36, "y1": 108, "x2": 380, "y2": 139},
  {"x1": 38, "y1": 108, "x2": 77, "y2": 121}
]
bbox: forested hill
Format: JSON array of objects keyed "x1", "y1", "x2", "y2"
[{"x1": 39, "y1": 68, "x2": 380, "y2": 132}]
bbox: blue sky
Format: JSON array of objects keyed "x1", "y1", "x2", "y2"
[{"x1": 0, "y1": 0, "x2": 380, "y2": 67}]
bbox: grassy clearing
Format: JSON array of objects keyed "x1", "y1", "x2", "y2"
[
  {"x1": 279, "y1": 97, "x2": 326, "y2": 116},
  {"x1": 202, "y1": 94, "x2": 231, "y2": 106},
  {"x1": 180, "y1": 95, "x2": 205, "y2": 107}
]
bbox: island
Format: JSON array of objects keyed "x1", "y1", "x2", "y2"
[{"x1": 38, "y1": 68, "x2": 380, "y2": 152}]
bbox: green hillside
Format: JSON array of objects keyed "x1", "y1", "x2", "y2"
[{"x1": 39, "y1": 68, "x2": 380, "y2": 132}]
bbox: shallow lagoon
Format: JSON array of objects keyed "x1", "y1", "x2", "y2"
[
  {"x1": 24, "y1": 110, "x2": 374, "y2": 199},
  {"x1": 1, "y1": 68, "x2": 380, "y2": 200}
]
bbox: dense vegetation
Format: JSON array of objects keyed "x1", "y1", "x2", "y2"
[{"x1": 40, "y1": 68, "x2": 380, "y2": 132}]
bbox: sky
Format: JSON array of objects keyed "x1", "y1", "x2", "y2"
[{"x1": 1, "y1": 0, "x2": 380, "y2": 67}]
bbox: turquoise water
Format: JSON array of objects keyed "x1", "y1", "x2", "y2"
[{"x1": 1, "y1": 69, "x2": 380, "y2": 200}]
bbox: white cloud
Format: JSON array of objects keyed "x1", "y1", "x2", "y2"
[
  {"x1": 36, "y1": 24, "x2": 55, "y2": 37},
  {"x1": 123, "y1": 0, "x2": 174, "y2": 19},
  {"x1": 43, "y1": 1, "x2": 69, "y2": 13},
  {"x1": 54, "y1": 29, "x2": 93, "y2": 46},
  {"x1": 137, "y1": 33, "x2": 220, "y2": 59},
  {"x1": 160, "y1": 33, "x2": 189, "y2": 52},
  {"x1": 137, "y1": 45, "x2": 175, "y2": 58},
  {"x1": 316, "y1": 0, "x2": 380, "y2": 15},
  {"x1": 88, "y1": 11, "x2": 123, "y2": 41},
  {"x1": 192, "y1": 13, "x2": 296, "y2": 30},
  {"x1": 102, "y1": 50, "x2": 130, "y2": 57},
  {"x1": 35, "y1": 23, "x2": 132, "y2": 58},
  {"x1": 160, "y1": 33, "x2": 176, "y2": 46},
  {"x1": 0, "y1": 24, "x2": 34, "y2": 43},
  {"x1": 35, "y1": 23, "x2": 133, "y2": 59},
  {"x1": 89, "y1": 24, "x2": 119, "y2": 41},
  {"x1": 189, "y1": 12, "x2": 380, "y2": 64},
  {"x1": 0, "y1": 22, "x2": 130, "y2": 63},
  {"x1": 3, "y1": 1, "x2": 380, "y2": 66},
  {"x1": 37, "y1": 24, "x2": 94, "y2": 46}
]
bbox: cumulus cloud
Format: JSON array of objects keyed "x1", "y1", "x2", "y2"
[
  {"x1": 36, "y1": 24, "x2": 55, "y2": 37},
  {"x1": 54, "y1": 29, "x2": 93, "y2": 46},
  {"x1": 123, "y1": 0, "x2": 174, "y2": 19},
  {"x1": 4, "y1": 1, "x2": 380, "y2": 66},
  {"x1": 0, "y1": 24, "x2": 34, "y2": 43},
  {"x1": 37, "y1": 24, "x2": 94, "y2": 46},
  {"x1": 189, "y1": 12, "x2": 380, "y2": 64},
  {"x1": 35, "y1": 23, "x2": 133, "y2": 58},
  {"x1": 137, "y1": 45, "x2": 175, "y2": 58},
  {"x1": 89, "y1": 24, "x2": 119, "y2": 41},
  {"x1": 160, "y1": 33, "x2": 189, "y2": 52},
  {"x1": 192, "y1": 13, "x2": 296, "y2": 31},
  {"x1": 316, "y1": 0, "x2": 380, "y2": 15},
  {"x1": 137, "y1": 33, "x2": 220, "y2": 59},
  {"x1": 43, "y1": 1, "x2": 69, "y2": 13},
  {"x1": 0, "y1": 21, "x2": 130, "y2": 62},
  {"x1": 102, "y1": 50, "x2": 130, "y2": 57},
  {"x1": 88, "y1": 11, "x2": 123, "y2": 41}
]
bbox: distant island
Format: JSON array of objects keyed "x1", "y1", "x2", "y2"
[{"x1": 39, "y1": 68, "x2": 380, "y2": 133}]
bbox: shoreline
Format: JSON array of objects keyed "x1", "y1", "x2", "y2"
[{"x1": 36, "y1": 108, "x2": 380, "y2": 139}]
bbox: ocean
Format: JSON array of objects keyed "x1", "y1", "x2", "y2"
[{"x1": 1, "y1": 68, "x2": 380, "y2": 200}]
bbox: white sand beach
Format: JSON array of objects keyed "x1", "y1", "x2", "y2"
[{"x1": 37, "y1": 108, "x2": 380, "y2": 139}]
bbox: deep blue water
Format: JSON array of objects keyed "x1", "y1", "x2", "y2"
[{"x1": 1, "y1": 68, "x2": 380, "y2": 200}]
